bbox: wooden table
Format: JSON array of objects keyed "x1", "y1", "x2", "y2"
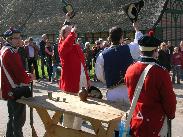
[{"x1": 17, "y1": 92, "x2": 129, "y2": 137}]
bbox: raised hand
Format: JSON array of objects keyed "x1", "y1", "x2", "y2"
[{"x1": 133, "y1": 21, "x2": 139, "y2": 32}]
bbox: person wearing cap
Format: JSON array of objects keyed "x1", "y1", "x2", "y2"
[
  {"x1": 58, "y1": 13, "x2": 91, "y2": 130},
  {"x1": 125, "y1": 31, "x2": 176, "y2": 137},
  {"x1": 0, "y1": 28, "x2": 34, "y2": 137}
]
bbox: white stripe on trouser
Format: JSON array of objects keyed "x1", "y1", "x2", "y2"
[
  {"x1": 62, "y1": 64, "x2": 87, "y2": 130},
  {"x1": 159, "y1": 116, "x2": 168, "y2": 137}
]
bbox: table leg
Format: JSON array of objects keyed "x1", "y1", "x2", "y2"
[
  {"x1": 89, "y1": 119, "x2": 118, "y2": 137},
  {"x1": 35, "y1": 107, "x2": 58, "y2": 137},
  {"x1": 90, "y1": 119, "x2": 102, "y2": 134},
  {"x1": 106, "y1": 121, "x2": 118, "y2": 137}
]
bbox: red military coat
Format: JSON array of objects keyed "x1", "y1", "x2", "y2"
[
  {"x1": 1, "y1": 45, "x2": 31, "y2": 100},
  {"x1": 125, "y1": 60, "x2": 176, "y2": 137},
  {"x1": 58, "y1": 32, "x2": 90, "y2": 93}
]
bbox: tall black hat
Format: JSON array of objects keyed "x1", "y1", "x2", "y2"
[
  {"x1": 138, "y1": 31, "x2": 162, "y2": 51},
  {"x1": 123, "y1": 0, "x2": 144, "y2": 23}
]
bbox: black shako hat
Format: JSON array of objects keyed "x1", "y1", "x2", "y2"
[
  {"x1": 138, "y1": 31, "x2": 162, "y2": 51},
  {"x1": 123, "y1": 0, "x2": 144, "y2": 23},
  {"x1": 3, "y1": 27, "x2": 21, "y2": 38}
]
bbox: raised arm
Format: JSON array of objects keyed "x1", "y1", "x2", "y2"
[{"x1": 133, "y1": 21, "x2": 143, "y2": 43}]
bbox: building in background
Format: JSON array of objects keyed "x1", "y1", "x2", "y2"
[{"x1": 0, "y1": 0, "x2": 183, "y2": 46}]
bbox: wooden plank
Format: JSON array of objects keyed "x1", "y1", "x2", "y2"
[
  {"x1": 106, "y1": 121, "x2": 118, "y2": 137},
  {"x1": 89, "y1": 119, "x2": 102, "y2": 135},
  {"x1": 50, "y1": 124, "x2": 96, "y2": 137},
  {"x1": 17, "y1": 93, "x2": 128, "y2": 123},
  {"x1": 43, "y1": 111, "x2": 62, "y2": 137},
  {"x1": 51, "y1": 111, "x2": 62, "y2": 124},
  {"x1": 35, "y1": 107, "x2": 54, "y2": 137}
]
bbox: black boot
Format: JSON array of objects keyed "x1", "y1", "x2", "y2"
[{"x1": 114, "y1": 130, "x2": 119, "y2": 137}]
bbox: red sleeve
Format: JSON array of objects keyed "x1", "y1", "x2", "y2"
[
  {"x1": 3, "y1": 50, "x2": 31, "y2": 84},
  {"x1": 159, "y1": 70, "x2": 176, "y2": 119},
  {"x1": 58, "y1": 32, "x2": 76, "y2": 57}
]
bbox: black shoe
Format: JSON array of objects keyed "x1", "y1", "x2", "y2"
[
  {"x1": 48, "y1": 77, "x2": 51, "y2": 82},
  {"x1": 114, "y1": 130, "x2": 119, "y2": 137}
]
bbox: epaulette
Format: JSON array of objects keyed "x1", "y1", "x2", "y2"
[{"x1": 9, "y1": 47, "x2": 16, "y2": 53}]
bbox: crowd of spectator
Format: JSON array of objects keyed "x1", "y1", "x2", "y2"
[{"x1": 1, "y1": 32, "x2": 183, "y2": 85}]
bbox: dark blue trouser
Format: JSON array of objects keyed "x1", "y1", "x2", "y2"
[
  {"x1": 41, "y1": 56, "x2": 46, "y2": 78},
  {"x1": 6, "y1": 100, "x2": 26, "y2": 137},
  {"x1": 172, "y1": 65, "x2": 181, "y2": 83}
]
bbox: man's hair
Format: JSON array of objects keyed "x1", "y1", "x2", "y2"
[
  {"x1": 109, "y1": 26, "x2": 123, "y2": 45},
  {"x1": 60, "y1": 25, "x2": 70, "y2": 39}
]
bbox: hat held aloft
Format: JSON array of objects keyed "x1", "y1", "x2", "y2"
[{"x1": 123, "y1": 0, "x2": 144, "y2": 23}]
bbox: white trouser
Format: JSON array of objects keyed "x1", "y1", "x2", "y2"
[
  {"x1": 106, "y1": 85, "x2": 130, "y2": 131},
  {"x1": 63, "y1": 113, "x2": 83, "y2": 130},
  {"x1": 106, "y1": 85, "x2": 130, "y2": 106}
]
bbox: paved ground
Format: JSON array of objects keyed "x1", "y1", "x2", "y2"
[{"x1": 0, "y1": 80, "x2": 182, "y2": 137}]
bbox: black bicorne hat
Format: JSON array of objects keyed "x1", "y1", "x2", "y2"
[
  {"x1": 62, "y1": 0, "x2": 76, "y2": 19},
  {"x1": 138, "y1": 30, "x2": 162, "y2": 51},
  {"x1": 123, "y1": 0, "x2": 144, "y2": 23}
]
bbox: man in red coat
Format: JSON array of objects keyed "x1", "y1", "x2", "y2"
[
  {"x1": 58, "y1": 13, "x2": 91, "y2": 130},
  {"x1": 125, "y1": 31, "x2": 176, "y2": 137},
  {"x1": 0, "y1": 28, "x2": 33, "y2": 137}
]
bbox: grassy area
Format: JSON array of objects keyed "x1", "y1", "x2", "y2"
[
  {"x1": 89, "y1": 62, "x2": 95, "y2": 80},
  {"x1": 36, "y1": 58, "x2": 95, "y2": 80},
  {"x1": 37, "y1": 58, "x2": 48, "y2": 78}
]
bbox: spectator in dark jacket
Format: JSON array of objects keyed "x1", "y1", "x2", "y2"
[
  {"x1": 39, "y1": 34, "x2": 47, "y2": 79},
  {"x1": 17, "y1": 40, "x2": 27, "y2": 70},
  {"x1": 158, "y1": 42, "x2": 171, "y2": 71}
]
